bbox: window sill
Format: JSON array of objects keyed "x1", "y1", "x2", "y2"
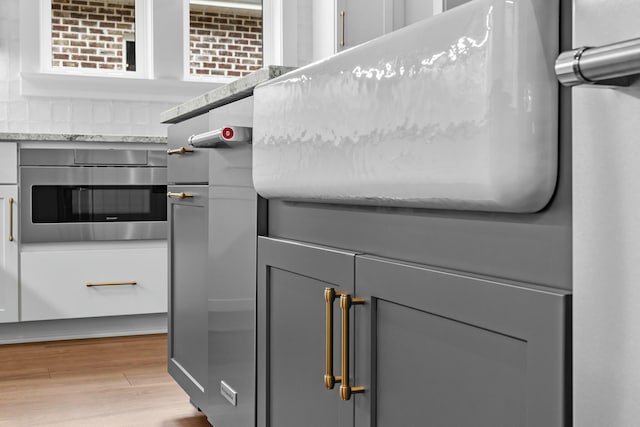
[{"x1": 20, "y1": 72, "x2": 234, "y2": 103}]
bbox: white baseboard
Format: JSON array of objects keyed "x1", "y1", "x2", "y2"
[{"x1": 0, "y1": 313, "x2": 167, "y2": 344}]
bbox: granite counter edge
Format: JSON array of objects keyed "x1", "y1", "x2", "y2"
[
  {"x1": 160, "y1": 65, "x2": 296, "y2": 124},
  {"x1": 0, "y1": 133, "x2": 167, "y2": 144}
]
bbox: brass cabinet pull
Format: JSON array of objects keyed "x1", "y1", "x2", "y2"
[
  {"x1": 324, "y1": 288, "x2": 343, "y2": 389},
  {"x1": 167, "y1": 147, "x2": 194, "y2": 155},
  {"x1": 167, "y1": 192, "x2": 194, "y2": 199},
  {"x1": 340, "y1": 10, "x2": 346, "y2": 47},
  {"x1": 339, "y1": 293, "x2": 365, "y2": 400},
  {"x1": 86, "y1": 281, "x2": 137, "y2": 287},
  {"x1": 8, "y1": 197, "x2": 14, "y2": 242}
]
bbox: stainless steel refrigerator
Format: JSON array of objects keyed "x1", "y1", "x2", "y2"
[{"x1": 571, "y1": 0, "x2": 640, "y2": 425}]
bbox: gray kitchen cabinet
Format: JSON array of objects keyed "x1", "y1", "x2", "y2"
[
  {"x1": 167, "y1": 185, "x2": 209, "y2": 411},
  {"x1": 167, "y1": 96, "x2": 259, "y2": 426},
  {"x1": 354, "y1": 255, "x2": 570, "y2": 427},
  {"x1": 257, "y1": 237, "x2": 570, "y2": 426},
  {"x1": 205, "y1": 96, "x2": 257, "y2": 427},
  {"x1": 257, "y1": 237, "x2": 358, "y2": 427},
  {"x1": 167, "y1": 108, "x2": 211, "y2": 413},
  {"x1": 207, "y1": 186, "x2": 256, "y2": 427},
  {"x1": 167, "y1": 114, "x2": 209, "y2": 185}
]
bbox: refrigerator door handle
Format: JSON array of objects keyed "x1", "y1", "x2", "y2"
[{"x1": 556, "y1": 37, "x2": 640, "y2": 87}]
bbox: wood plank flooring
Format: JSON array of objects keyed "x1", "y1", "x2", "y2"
[{"x1": 0, "y1": 334, "x2": 211, "y2": 427}]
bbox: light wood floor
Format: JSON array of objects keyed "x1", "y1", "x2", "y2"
[{"x1": 0, "y1": 334, "x2": 211, "y2": 427}]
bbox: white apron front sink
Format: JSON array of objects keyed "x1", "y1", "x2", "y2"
[{"x1": 253, "y1": 0, "x2": 559, "y2": 213}]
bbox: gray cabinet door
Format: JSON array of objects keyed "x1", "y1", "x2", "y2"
[
  {"x1": 168, "y1": 185, "x2": 209, "y2": 410},
  {"x1": 257, "y1": 237, "x2": 359, "y2": 427},
  {"x1": 354, "y1": 255, "x2": 570, "y2": 427}
]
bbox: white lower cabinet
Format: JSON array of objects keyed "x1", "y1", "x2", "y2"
[
  {"x1": 21, "y1": 242, "x2": 167, "y2": 321},
  {"x1": 0, "y1": 186, "x2": 19, "y2": 323},
  {"x1": 0, "y1": 143, "x2": 17, "y2": 184}
]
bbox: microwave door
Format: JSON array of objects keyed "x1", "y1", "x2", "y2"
[{"x1": 20, "y1": 166, "x2": 167, "y2": 243}]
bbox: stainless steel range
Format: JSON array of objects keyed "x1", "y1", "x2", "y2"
[{"x1": 19, "y1": 148, "x2": 167, "y2": 243}]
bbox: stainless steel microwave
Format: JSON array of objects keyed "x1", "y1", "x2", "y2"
[{"x1": 19, "y1": 148, "x2": 167, "y2": 243}]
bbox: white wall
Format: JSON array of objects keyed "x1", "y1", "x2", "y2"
[
  {"x1": 573, "y1": 0, "x2": 640, "y2": 425},
  {"x1": 0, "y1": 0, "x2": 223, "y2": 136}
]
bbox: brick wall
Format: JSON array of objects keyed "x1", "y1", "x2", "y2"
[
  {"x1": 51, "y1": 0, "x2": 135, "y2": 71},
  {"x1": 190, "y1": 6, "x2": 263, "y2": 78}
]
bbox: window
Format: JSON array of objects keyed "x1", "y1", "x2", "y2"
[
  {"x1": 20, "y1": 0, "x2": 269, "y2": 100},
  {"x1": 189, "y1": 0, "x2": 262, "y2": 78},
  {"x1": 44, "y1": 0, "x2": 149, "y2": 76}
]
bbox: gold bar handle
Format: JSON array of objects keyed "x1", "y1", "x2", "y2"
[
  {"x1": 86, "y1": 281, "x2": 137, "y2": 287},
  {"x1": 167, "y1": 147, "x2": 194, "y2": 155},
  {"x1": 167, "y1": 192, "x2": 194, "y2": 199},
  {"x1": 8, "y1": 197, "x2": 14, "y2": 242},
  {"x1": 324, "y1": 288, "x2": 343, "y2": 389},
  {"x1": 340, "y1": 10, "x2": 345, "y2": 47},
  {"x1": 339, "y1": 293, "x2": 365, "y2": 400},
  {"x1": 340, "y1": 294, "x2": 364, "y2": 400}
]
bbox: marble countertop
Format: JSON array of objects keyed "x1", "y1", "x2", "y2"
[
  {"x1": 0, "y1": 133, "x2": 167, "y2": 144},
  {"x1": 160, "y1": 65, "x2": 296, "y2": 124}
]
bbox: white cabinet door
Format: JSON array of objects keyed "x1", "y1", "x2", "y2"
[
  {"x1": 335, "y1": 0, "x2": 443, "y2": 52},
  {"x1": 0, "y1": 143, "x2": 17, "y2": 184},
  {"x1": 388, "y1": 0, "x2": 441, "y2": 31},
  {"x1": 336, "y1": 0, "x2": 385, "y2": 51},
  {"x1": 0, "y1": 186, "x2": 18, "y2": 323}
]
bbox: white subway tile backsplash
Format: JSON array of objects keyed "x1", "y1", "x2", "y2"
[
  {"x1": 71, "y1": 121, "x2": 93, "y2": 134},
  {"x1": 112, "y1": 102, "x2": 132, "y2": 124},
  {"x1": 131, "y1": 104, "x2": 151, "y2": 125},
  {"x1": 149, "y1": 122, "x2": 169, "y2": 137},
  {"x1": 93, "y1": 122, "x2": 120, "y2": 135},
  {"x1": 50, "y1": 121, "x2": 72, "y2": 134},
  {"x1": 0, "y1": 59, "x2": 9, "y2": 81},
  {"x1": 8, "y1": 121, "x2": 27, "y2": 133},
  {"x1": 0, "y1": 81, "x2": 9, "y2": 101},
  {"x1": 71, "y1": 100, "x2": 93, "y2": 124},
  {"x1": 29, "y1": 101, "x2": 53, "y2": 123},
  {"x1": 92, "y1": 101, "x2": 112, "y2": 124},
  {"x1": 8, "y1": 101, "x2": 27, "y2": 122},
  {"x1": 131, "y1": 124, "x2": 152, "y2": 136},
  {"x1": 28, "y1": 121, "x2": 52, "y2": 134},
  {"x1": 0, "y1": 104, "x2": 8, "y2": 133},
  {"x1": 8, "y1": 78, "x2": 20, "y2": 99},
  {"x1": 52, "y1": 101, "x2": 72, "y2": 123}
]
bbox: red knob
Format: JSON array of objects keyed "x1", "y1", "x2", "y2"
[{"x1": 222, "y1": 127, "x2": 234, "y2": 140}]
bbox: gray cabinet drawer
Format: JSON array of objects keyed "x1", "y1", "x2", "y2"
[{"x1": 167, "y1": 113, "x2": 209, "y2": 184}]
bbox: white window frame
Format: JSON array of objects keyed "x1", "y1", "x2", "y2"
[
  {"x1": 40, "y1": 0, "x2": 153, "y2": 79},
  {"x1": 19, "y1": 0, "x2": 219, "y2": 102}
]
